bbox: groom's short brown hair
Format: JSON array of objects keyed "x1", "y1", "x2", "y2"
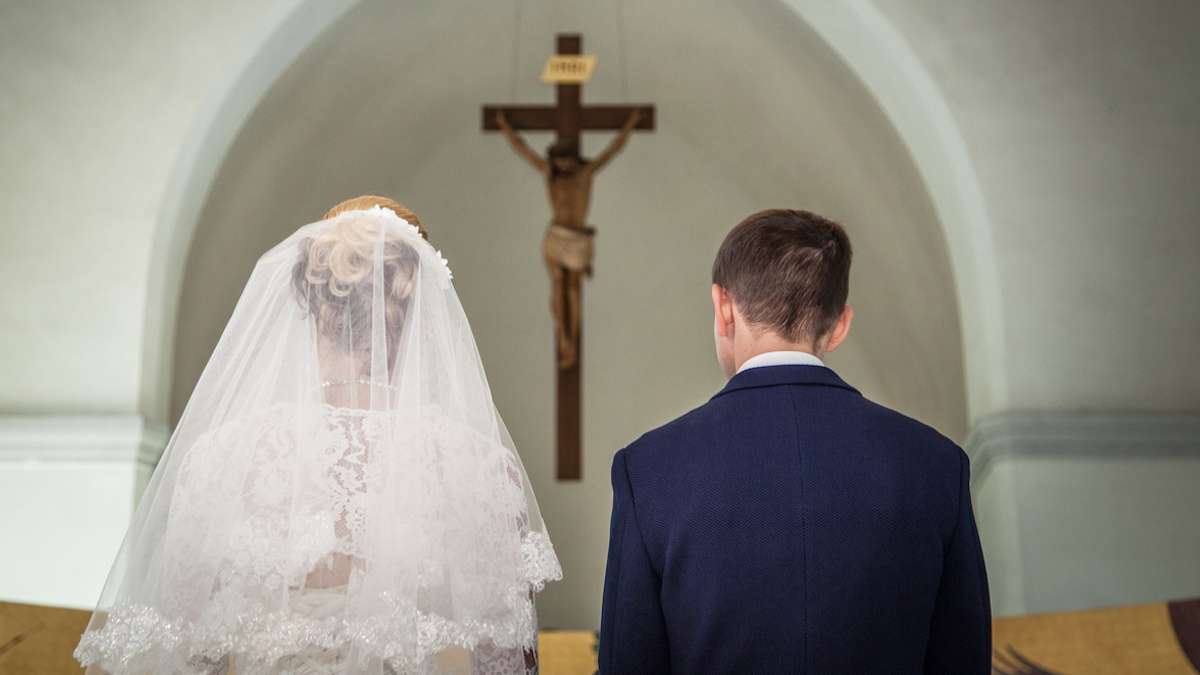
[{"x1": 712, "y1": 209, "x2": 852, "y2": 343}]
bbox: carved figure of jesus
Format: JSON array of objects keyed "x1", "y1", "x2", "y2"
[{"x1": 496, "y1": 109, "x2": 640, "y2": 368}]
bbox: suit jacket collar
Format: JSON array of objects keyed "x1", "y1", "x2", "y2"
[{"x1": 713, "y1": 364, "x2": 861, "y2": 400}]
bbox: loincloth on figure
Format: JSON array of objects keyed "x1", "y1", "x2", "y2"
[
  {"x1": 542, "y1": 223, "x2": 595, "y2": 275},
  {"x1": 542, "y1": 223, "x2": 594, "y2": 369}
]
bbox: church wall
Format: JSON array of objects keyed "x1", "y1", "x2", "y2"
[
  {"x1": 0, "y1": 415, "x2": 166, "y2": 608},
  {"x1": 0, "y1": 0, "x2": 310, "y2": 420},
  {"x1": 871, "y1": 0, "x2": 1200, "y2": 413},
  {"x1": 0, "y1": 0, "x2": 316, "y2": 609},
  {"x1": 968, "y1": 413, "x2": 1200, "y2": 616},
  {"x1": 869, "y1": 0, "x2": 1200, "y2": 615}
]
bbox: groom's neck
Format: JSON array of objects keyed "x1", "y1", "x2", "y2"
[{"x1": 734, "y1": 332, "x2": 821, "y2": 371}]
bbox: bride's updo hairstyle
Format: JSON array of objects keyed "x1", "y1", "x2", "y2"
[
  {"x1": 291, "y1": 196, "x2": 428, "y2": 370},
  {"x1": 322, "y1": 195, "x2": 428, "y2": 239}
]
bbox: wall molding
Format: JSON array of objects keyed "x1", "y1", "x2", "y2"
[
  {"x1": 966, "y1": 411, "x2": 1200, "y2": 490},
  {"x1": 0, "y1": 414, "x2": 169, "y2": 468}
]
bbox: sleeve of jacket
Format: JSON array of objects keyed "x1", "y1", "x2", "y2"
[
  {"x1": 924, "y1": 450, "x2": 992, "y2": 675},
  {"x1": 599, "y1": 448, "x2": 670, "y2": 674}
]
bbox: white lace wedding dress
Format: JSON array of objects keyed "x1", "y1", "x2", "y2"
[{"x1": 74, "y1": 206, "x2": 561, "y2": 674}]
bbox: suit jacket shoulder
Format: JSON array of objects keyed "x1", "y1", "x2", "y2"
[{"x1": 600, "y1": 365, "x2": 990, "y2": 675}]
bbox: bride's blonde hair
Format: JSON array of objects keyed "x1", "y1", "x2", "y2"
[{"x1": 292, "y1": 196, "x2": 427, "y2": 366}]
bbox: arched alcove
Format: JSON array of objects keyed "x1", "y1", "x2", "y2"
[{"x1": 167, "y1": 0, "x2": 969, "y2": 628}]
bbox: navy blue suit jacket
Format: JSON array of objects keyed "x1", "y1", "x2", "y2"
[{"x1": 599, "y1": 365, "x2": 990, "y2": 674}]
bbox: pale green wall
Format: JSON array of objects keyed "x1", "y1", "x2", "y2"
[
  {"x1": 873, "y1": 0, "x2": 1200, "y2": 412},
  {"x1": 0, "y1": 0, "x2": 310, "y2": 417},
  {"x1": 868, "y1": 0, "x2": 1200, "y2": 614}
]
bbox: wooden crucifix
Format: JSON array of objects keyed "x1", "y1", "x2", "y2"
[{"x1": 482, "y1": 33, "x2": 655, "y2": 480}]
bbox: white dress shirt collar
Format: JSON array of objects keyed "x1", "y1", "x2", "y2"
[{"x1": 736, "y1": 350, "x2": 825, "y2": 374}]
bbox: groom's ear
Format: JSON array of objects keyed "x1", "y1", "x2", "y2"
[
  {"x1": 712, "y1": 284, "x2": 736, "y2": 338},
  {"x1": 822, "y1": 305, "x2": 855, "y2": 353}
]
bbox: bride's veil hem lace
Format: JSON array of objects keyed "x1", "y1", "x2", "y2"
[{"x1": 73, "y1": 531, "x2": 561, "y2": 672}]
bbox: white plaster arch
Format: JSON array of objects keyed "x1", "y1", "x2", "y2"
[
  {"x1": 780, "y1": 0, "x2": 1006, "y2": 421},
  {"x1": 138, "y1": 0, "x2": 358, "y2": 423}
]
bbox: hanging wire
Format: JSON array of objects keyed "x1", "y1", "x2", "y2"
[
  {"x1": 509, "y1": 0, "x2": 522, "y2": 102},
  {"x1": 616, "y1": 0, "x2": 630, "y2": 101}
]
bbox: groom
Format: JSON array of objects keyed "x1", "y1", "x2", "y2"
[{"x1": 599, "y1": 210, "x2": 991, "y2": 674}]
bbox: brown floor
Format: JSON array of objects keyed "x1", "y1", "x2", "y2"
[
  {"x1": 0, "y1": 601, "x2": 87, "y2": 675},
  {"x1": 992, "y1": 598, "x2": 1200, "y2": 675},
  {"x1": 6, "y1": 598, "x2": 1200, "y2": 675}
]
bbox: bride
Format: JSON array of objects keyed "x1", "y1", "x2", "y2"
[{"x1": 74, "y1": 196, "x2": 562, "y2": 674}]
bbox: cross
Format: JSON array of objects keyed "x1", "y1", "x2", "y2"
[{"x1": 483, "y1": 33, "x2": 655, "y2": 481}]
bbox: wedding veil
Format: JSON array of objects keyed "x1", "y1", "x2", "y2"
[{"x1": 75, "y1": 205, "x2": 561, "y2": 674}]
